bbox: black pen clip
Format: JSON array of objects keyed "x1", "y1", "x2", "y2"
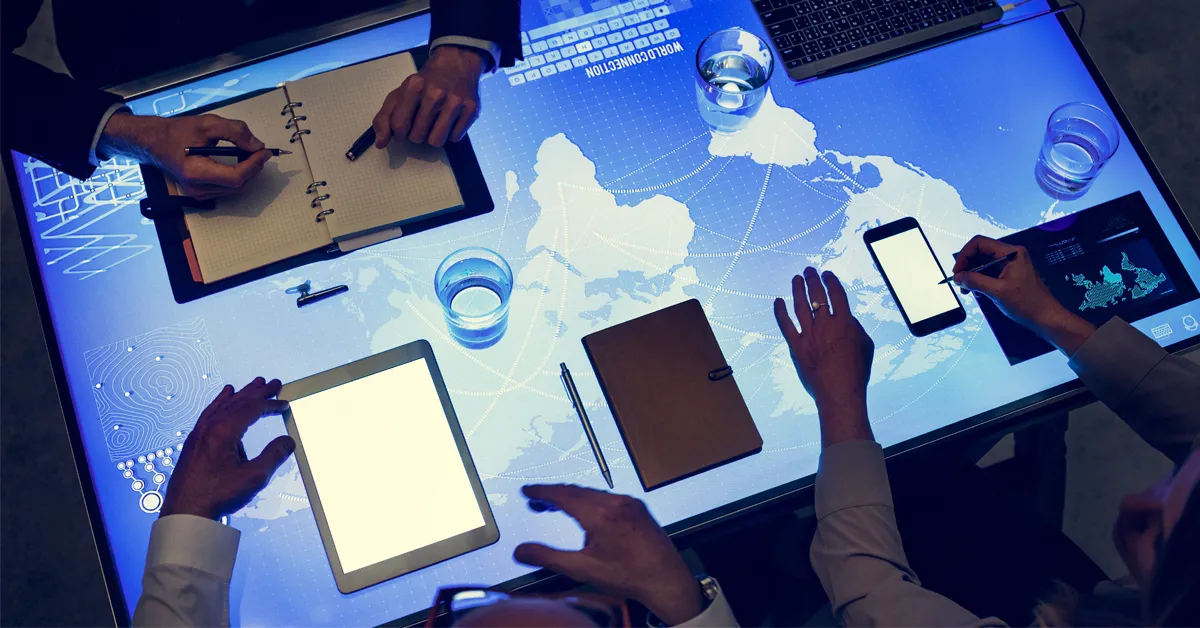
[
  {"x1": 286, "y1": 280, "x2": 348, "y2": 308},
  {"x1": 139, "y1": 195, "x2": 215, "y2": 220},
  {"x1": 708, "y1": 365, "x2": 734, "y2": 381}
]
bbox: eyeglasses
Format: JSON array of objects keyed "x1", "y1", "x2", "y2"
[{"x1": 424, "y1": 586, "x2": 631, "y2": 627}]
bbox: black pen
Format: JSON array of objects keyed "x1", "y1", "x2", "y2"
[
  {"x1": 185, "y1": 146, "x2": 291, "y2": 157},
  {"x1": 939, "y1": 250, "x2": 1019, "y2": 284},
  {"x1": 345, "y1": 127, "x2": 376, "y2": 161},
  {"x1": 560, "y1": 362, "x2": 613, "y2": 489}
]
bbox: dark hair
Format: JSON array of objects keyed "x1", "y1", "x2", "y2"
[{"x1": 1145, "y1": 476, "x2": 1200, "y2": 626}]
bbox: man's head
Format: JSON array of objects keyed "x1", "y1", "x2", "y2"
[{"x1": 1113, "y1": 448, "x2": 1200, "y2": 624}]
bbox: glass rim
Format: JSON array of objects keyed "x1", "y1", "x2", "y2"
[
  {"x1": 694, "y1": 27, "x2": 775, "y2": 88},
  {"x1": 434, "y1": 246, "x2": 513, "y2": 320},
  {"x1": 1046, "y1": 101, "x2": 1121, "y2": 157}
]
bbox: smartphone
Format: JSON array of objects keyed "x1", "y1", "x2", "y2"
[{"x1": 863, "y1": 217, "x2": 966, "y2": 337}]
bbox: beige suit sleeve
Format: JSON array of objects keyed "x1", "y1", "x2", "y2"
[{"x1": 809, "y1": 441, "x2": 1006, "y2": 627}]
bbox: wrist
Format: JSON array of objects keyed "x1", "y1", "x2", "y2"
[
  {"x1": 816, "y1": 400, "x2": 873, "y2": 447},
  {"x1": 1036, "y1": 307, "x2": 1097, "y2": 357},
  {"x1": 643, "y1": 576, "x2": 707, "y2": 626},
  {"x1": 431, "y1": 44, "x2": 488, "y2": 74},
  {"x1": 160, "y1": 500, "x2": 219, "y2": 521},
  {"x1": 97, "y1": 112, "x2": 160, "y2": 162}
]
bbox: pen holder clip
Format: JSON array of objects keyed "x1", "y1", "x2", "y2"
[{"x1": 708, "y1": 365, "x2": 734, "y2": 381}]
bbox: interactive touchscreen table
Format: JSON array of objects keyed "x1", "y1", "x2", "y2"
[{"x1": 7, "y1": 0, "x2": 1200, "y2": 624}]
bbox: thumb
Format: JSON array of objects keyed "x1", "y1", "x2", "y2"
[
  {"x1": 513, "y1": 543, "x2": 595, "y2": 580},
  {"x1": 244, "y1": 435, "x2": 296, "y2": 487},
  {"x1": 953, "y1": 271, "x2": 1004, "y2": 298}
]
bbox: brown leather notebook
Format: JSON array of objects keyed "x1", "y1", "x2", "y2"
[{"x1": 582, "y1": 299, "x2": 762, "y2": 491}]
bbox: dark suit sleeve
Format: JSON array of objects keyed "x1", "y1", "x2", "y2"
[
  {"x1": 429, "y1": 0, "x2": 523, "y2": 68},
  {"x1": 2, "y1": 0, "x2": 124, "y2": 181}
]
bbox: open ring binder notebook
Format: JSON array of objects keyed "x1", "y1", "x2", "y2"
[{"x1": 139, "y1": 48, "x2": 493, "y2": 303}]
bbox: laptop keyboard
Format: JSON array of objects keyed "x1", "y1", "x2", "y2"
[{"x1": 756, "y1": 0, "x2": 1002, "y2": 70}]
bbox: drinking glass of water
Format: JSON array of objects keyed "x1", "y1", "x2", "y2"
[
  {"x1": 1035, "y1": 102, "x2": 1120, "y2": 198},
  {"x1": 695, "y1": 28, "x2": 774, "y2": 133},
  {"x1": 435, "y1": 247, "x2": 513, "y2": 350}
]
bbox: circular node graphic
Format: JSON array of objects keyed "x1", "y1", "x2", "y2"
[
  {"x1": 117, "y1": 462, "x2": 125, "y2": 470},
  {"x1": 162, "y1": 458, "x2": 173, "y2": 467},
  {"x1": 139, "y1": 491, "x2": 163, "y2": 513},
  {"x1": 144, "y1": 463, "x2": 154, "y2": 472},
  {"x1": 156, "y1": 450, "x2": 164, "y2": 457},
  {"x1": 137, "y1": 456, "x2": 146, "y2": 463},
  {"x1": 155, "y1": 356, "x2": 162, "y2": 362},
  {"x1": 112, "y1": 424, "x2": 120, "y2": 431},
  {"x1": 147, "y1": 453, "x2": 155, "y2": 461},
  {"x1": 123, "y1": 470, "x2": 133, "y2": 479},
  {"x1": 153, "y1": 473, "x2": 166, "y2": 484},
  {"x1": 166, "y1": 448, "x2": 173, "y2": 455},
  {"x1": 95, "y1": 383, "x2": 102, "y2": 389},
  {"x1": 132, "y1": 480, "x2": 144, "y2": 491}
]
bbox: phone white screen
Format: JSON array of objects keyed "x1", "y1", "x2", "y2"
[
  {"x1": 288, "y1": 359, "x2": 485, "y2": 573},
  {"x1": 871, "y1": 228, "x2": 960, "y2": 323}
]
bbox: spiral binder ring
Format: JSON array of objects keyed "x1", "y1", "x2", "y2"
[
  {"x1": 285, "y1": 115, "x2": 307, "y2": 129},
  {"x1": 289, "y1": 129, "x2": 311, "y2": 143},
  {"x1": 280, "y1": 101, "x2": 302, "y2": 116},
  {"x1": 306, "y1": 181, "x2": 327, "y2": 194},
  {"x1": 310, "y1": 194, "x2": 331, "y2": 208},
  {"x1": 315, "y1": 209, "x2": 336, "y2": 223}
]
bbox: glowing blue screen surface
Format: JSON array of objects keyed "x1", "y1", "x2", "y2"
[{"x1": 10, "y1": 1, "x2": 1200, "y2": 624}]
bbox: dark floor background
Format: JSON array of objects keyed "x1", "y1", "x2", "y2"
[{"x1": 3, "y1": 2, "x2": 1198, "y2": 625}]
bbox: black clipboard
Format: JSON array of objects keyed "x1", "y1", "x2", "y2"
[{"x1": 139, "y1": 46, "x2": 493, "y2": 304}]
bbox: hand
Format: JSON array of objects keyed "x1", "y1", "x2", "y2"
[
  {"x1": 951, "y1": 235, "x2": 1096, "y2": 355},
  {"x1": 372, "y1": 45, "x2": 486, "y2": 148},
  {"x1": 98, "y1": 112, "x2": 272, "y2": 200},
  {"x1": 160, "y1": 377, "x2": 296, "y2": 520},
  {"x1": 773, "y1": 267, "x2": 875, "y2": 447},
  {"x1": 513, "y1": 485, "x2": 706, "y2": 626}
]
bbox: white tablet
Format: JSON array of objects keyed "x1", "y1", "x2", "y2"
[{"x1": 280, "y1": 340, "x2": 499, "y2": 593}]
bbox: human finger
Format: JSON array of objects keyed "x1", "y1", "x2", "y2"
[
  {"x1": 449, "y1": 101, "x2": 478, "y2": 142},
  {"x1": 953, "y1": 235, "x2": 1018, "y2": 272},
  {"x1": 426, "y1": 97, "x2": 462, "y2": 148},
  {"x1": 822, "y1": 270, "x2": 851, "y2": 318},
  {"x1": 388, "y1": 75, "x2": 425, "y2": 145},
  {"x1": 373, "y1": 90, "x2": 401, "y2": 149},
  {"x1": 512, "y1": 543, "x2": 601, "y2": 582},
  {"x1": 521, "y1": 484, "x2": 608, "y2": 525},
  {"x1": 183, "y1": 151, "x2": 269, "y2": 189},
  {"x1": 774, "y1": 298, "x2": 801, "y2": 346},
  {"x1": 243, "y1": 435, "x2": 296, "y2": 488},
  {"x1": 201, "y1": 115, "x2": 265, "y2": 152},
  {"x1": 803, "y1": 267, "x2": 829, "y2": 321},
  {"x1": 952, "y1": 271, "x2": 1005, "y2": 299},
  {"x1": 408, "y1": 89, "x2": 445, "y2": 144},
  {"x1": 791, "y1": 274, "x2": 813, "y2": 332}
]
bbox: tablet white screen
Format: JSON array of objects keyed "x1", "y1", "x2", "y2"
[{"x1": 288, "y1": 359, "x2": 485, "y2": 573}]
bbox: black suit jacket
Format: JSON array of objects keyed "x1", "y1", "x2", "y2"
[{"x1": 2, "y1": 0, "x2": 521, "y2": 181}]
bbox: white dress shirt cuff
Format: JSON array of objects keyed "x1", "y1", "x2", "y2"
[
  {"x1": 430, "y1": 36, "x2": 502, "y2": 72},
  {"x1": 670, "y1": 578, "x2": 739, "y2": 627},
  {"x1": 145, "y1": 515, "x2": 241, "y2": 579},
  {"x1": 814, "y1": 440, "x2": 891, "y2": 519},
  {"x1": 89, "y1": 103, "x2": 131, "y2": 166}
]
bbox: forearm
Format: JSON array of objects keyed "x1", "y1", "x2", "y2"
[
  {"x1": 1068, "y1": 317, "x2": 1200, "y2": 463},
  {"x1": 810, "y1": 441, "x2": 997, "y2": 627},
  {"x1": 132, "y1": 515, "x2": 239, "y2": 628},
  {"x1": 1, "y1": 53, "x2": 124, "y2": 180},
  {"x1": 429, "y1": 0, "x2": 522, "y2": 67}
]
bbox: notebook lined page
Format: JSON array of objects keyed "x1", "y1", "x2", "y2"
[
  {"x1": 184, "y1": 90, "x2": 331, "y2": 283},
  {"x1": 292, "y1": 53, "x2": 464, "y2": 242}
]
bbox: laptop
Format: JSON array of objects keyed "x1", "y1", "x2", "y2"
[{"x1": 754, "y1": 0, "x2": 1005, "y2": 81}]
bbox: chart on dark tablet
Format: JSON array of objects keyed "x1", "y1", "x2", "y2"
[{"x1": 7, "y1": 0, "x2": 1200, "y2": 625}]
